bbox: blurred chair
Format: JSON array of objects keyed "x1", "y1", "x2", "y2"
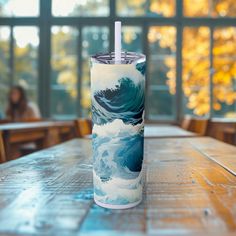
[
  {"x1": 181, "y1": 115, "x2": 193, "y2": 131},
  {"x1": 192, "y1": 118, "x2": 209, "y2": 136},
  {"x1": 75, "y1": 119, "x2": 92, "y2": 138},
  {"x1": 181, "y1": 115, "x2": 209, "y2": 136},
  {"x1": 222, "y1": 125, "x2": 236, "y2": 145},
  {"x1": 0, "y1": 131, "x2": 6, "y2": 163}
]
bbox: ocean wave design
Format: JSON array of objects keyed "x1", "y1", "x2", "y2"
[
  {"x1": 92, "y1": 77, "x2": 144, "y2": 126},
  {"x1": 91, "y1": 62, "x2": 145, "y2": 206},
  {"x1": 92, "y1": 120, "x2": 144, "y2": 205}
]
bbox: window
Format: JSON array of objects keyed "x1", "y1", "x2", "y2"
[
  {"x1": 0, "y1": 26, "x2": 39, "y2": 117},
  {"x1": 0, "y1": 0, "x2": 236, "y2": 121},
  {"x1": 122, "y1": 26, "x2": 143, "y2": 53},
  {"x1": 182, "y1": 27, "x2": 210, "y2": 117},
  {"x1": 148, "y1": 26, "x2": 176, "y2": 120},
  {"x1": 184, "y1": 0, "x2": 236, "y2": 17},
  {"x1": 213, "y1": 27, "x2": 236, "y2": 118},
  {"x1": 117, "y1": 0, "x2": 175, "y2": 17},
  {"x1": 51, "y1": 26, "x2": 78, "y2": 118}
]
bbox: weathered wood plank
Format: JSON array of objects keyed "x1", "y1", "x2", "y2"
[
  {"x1": 145, "y1": 139, "x2": 236, "y2": 235},
  {"x1": 187, "y1": 137, "x2": 236, "y2": 176},
  {"x1": 0, "y1": 140, "x2": 93, "y2": 235},
  {"x1": 0, "y1": 138, "x2": 236, "y2": 235}
]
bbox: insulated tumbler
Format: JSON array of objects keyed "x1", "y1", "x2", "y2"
[{"x1": 91, "y1": 52, "x2": 146, "y2": 209}]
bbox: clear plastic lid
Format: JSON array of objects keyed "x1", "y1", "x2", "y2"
[{"x1": 91, "y1": 51, "x2": 146, "y2": 65}]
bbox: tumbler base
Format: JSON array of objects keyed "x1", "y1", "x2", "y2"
[{"x1": 94, "y1": 198, "x2": 142, "y2": 209}]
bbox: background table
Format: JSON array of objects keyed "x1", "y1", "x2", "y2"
[
  {"x1": 0, "y1": 137, "x2": 236, "y2": 235},
  {"x1": 0, "y1": 121, "x2": 75, "y2": 162},
  {"x1": 144, "y1": 124, "x2": 198, "y2": 138}
]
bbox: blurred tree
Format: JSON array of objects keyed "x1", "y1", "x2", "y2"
[
  {"x1": 148, "y1": 0, "x2": 236, "y2": 116},
  {"x1": 151, "y1": 25, "x2": 236, "y2": 116},
  {"x1": 184, "y1": 0, "x2": 236, "y2": 17}
]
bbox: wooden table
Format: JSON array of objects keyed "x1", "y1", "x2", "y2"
[
  {"x1": 0, "y1": 137, "x2": 236, "y2": 235},
  {"x1": 0, "y1": 121, "x2": 76, "y2": 162},
  {"x1": 144, "y1": 124, "x2": 197, "y2": 138}
]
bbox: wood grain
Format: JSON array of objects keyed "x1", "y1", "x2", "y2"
[
  {"x1": 0, "y1": 137, "x2": 236, "y2": 235},
  {"x1": 187, "y1": 137, "x2": 236, "y2": 176}
]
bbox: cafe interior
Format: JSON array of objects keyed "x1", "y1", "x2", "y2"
[{"x1": 0, "y1": 0, "x2": 236, "y2": 235}]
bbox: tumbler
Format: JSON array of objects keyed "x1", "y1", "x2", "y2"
[{"x1": 91, "y1": 52, "x2": 145, "y2": 209}]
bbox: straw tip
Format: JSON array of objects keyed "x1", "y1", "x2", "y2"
[{"x1": 115, "y1": 21, "x2": 121, "y2": 26}]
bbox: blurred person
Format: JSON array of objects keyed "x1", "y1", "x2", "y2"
[{"x1": 6, "y1": 85, "x2": 41, "y2": 121}]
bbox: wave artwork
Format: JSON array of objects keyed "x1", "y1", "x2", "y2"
[{"x1": 91, "y1": 59, "x2": 145, "y2": 209}]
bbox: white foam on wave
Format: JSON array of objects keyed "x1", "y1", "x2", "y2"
[
  {"x1": 91, "y1": 63, "x2": 144, "y2": 93},
  {"x1": 93, "y1": 169, "x2": 143, "y2": 204},
  {"x1": 93, "y1": 118, "x2": 144, "y2": 137}
]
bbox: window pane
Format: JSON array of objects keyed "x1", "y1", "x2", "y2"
[
  {"x1": 182, "y1": 27, "x2": 210, "y2": 117},
  {"x1": 148, "y1": 26, "x2": 176, "y2": 120},
  {"x1": 51, "y1": 26, "x2": 78, "y2": 118},
  {"x1": 148, "y1": 89, "x2": 175, "y2": 119},
  {"x1": 117, "y1": 0, "x2": 175, "y2": 17},
  {"x1": 213, "y1": 27, "x2": 236, "y2": 118},
  {"x1": 213, "y1": 0, "x2": 236, "y2": 17},
  {"x1": 52, "y1": 0, "x2": 109, "y2": 17},
  {"x1": 14, "y1": 26, "x2": 39, "y2": 103},
  {"x1": 81, "y1": 26, "x2": 109, "y2": 117},
  {"x1": 184, "y1": 0, "x2": 236, "y2": 17},
  {"x1": 0, "y1": 0, "x2": 39, "y2": 17},
  {"x1": 0, "y1": 27, "x2": 10, "y2": 117},
  {"x1": 184, "y1": 0, "x2": 209, "y2": 17},
  {"x1": 122, "y1": 26, "x2": 142, "y2": 53}
]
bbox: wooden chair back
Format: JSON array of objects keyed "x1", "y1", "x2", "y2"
[
  {"x1": 192, "y1": 118, "x2": 209, "y2": 136},
  {"x1": 181, "y1": 115, "x2": 193, "y2": 131},
  {"x1": 75, "y1": 119, "x2": 92, "y2": 138},
  {"x1": 0, "y1": 131, "x2": 6, "y2": 163},
  {"x1": 181, "y1": 115, "x2": 209, "y2": 136}
]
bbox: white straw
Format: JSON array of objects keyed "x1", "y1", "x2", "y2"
[{"x1": 114, "y1": 21, "x2": 121, "y2": 63}]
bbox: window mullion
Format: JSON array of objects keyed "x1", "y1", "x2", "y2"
[
  {"x1": 209, "y1": 26, "x2": 214, "y2": 118},
  {"x1": 176, "y1": 0, "x2": 183, "y2": 123},
  {"x1": 9, "y1": 26, "x2": 14, "y2": 87}
]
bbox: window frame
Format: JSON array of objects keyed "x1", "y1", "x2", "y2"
[{"x1": 0, "y1": 0, "x2": 236, "y2": 122}]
